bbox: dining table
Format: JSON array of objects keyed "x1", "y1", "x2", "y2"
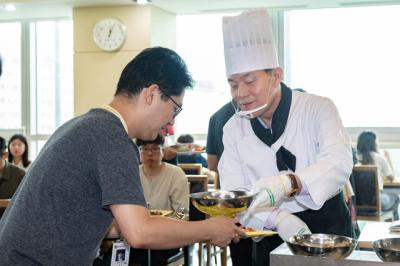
[
  {"x1": 358, "y1": 221, "x2": 400, "y2": 249},
  {"x1": 383, "y1": 177, "x2": 400, "y2": 195},
  {"x1": 383, "y1": 177, "x2": 400, "y2": 188}
]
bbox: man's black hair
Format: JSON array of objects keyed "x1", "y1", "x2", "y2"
[
  {"x1": 177, "y1": 134, "x2": 194, "y2": 144},
  {"x1": 136, "y1": 134, "x2": 165, "y2": 147},
  {"x1": 116, "y1": 47, "x2": 193, "y2": 97}
]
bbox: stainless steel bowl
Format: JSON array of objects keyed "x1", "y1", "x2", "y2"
[
  {"x1": 373, "y1": 238, "x2": 400, "y2": 262},
  {"x1": 190, "y1": 190, "x2": 255, "y2": 216},
  {"x1": 286, "y1": 234, "x2": 357, "y2": 259}
]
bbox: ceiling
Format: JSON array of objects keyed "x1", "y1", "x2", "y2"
[{"x1": 1, "y1": 0, "x2": 400, "y2": 19}]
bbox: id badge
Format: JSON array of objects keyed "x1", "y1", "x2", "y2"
[{"x1": 111, "y1": 239, "x2": 130, "y2": 266}]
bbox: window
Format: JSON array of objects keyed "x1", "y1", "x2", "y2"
[
  {"x1": 30, "y1": 20, "x2": 73, "y2": 136},
  {"x1": 284, "y1": 5, "x2": 400, "y2": 175},
  {"x1": 0, "y1": 23, "x2": 21, "y2": 130},
  {"x1": 284, "y1": 6, "x2": 400, "y2": 128},
  {"x1": 0, "y1": 19, "x2": 73, "y2": 158},
  {"x1": 176, "y1": 14, "x2": 233, "y2": 143}
]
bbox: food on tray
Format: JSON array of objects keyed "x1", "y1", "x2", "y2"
[
  {"x1": 150, "y1": 210, "x2": 163, "y2": 215},
  {"x1": 149, "y1": 210, "x2": 173, "y2": 216},
  {"x1": 240, "y1": 225, "x2": 256, "y2": 232},
  {"x1": 238, "y1": 225, "x2": 277, "y2": 237}
]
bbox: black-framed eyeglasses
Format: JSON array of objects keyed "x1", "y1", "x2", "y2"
[
  {"x1": 139, "y1": 146, "x2": 162, "y2": 153},
  {"x1": 158, "y1": 87, "x2": 183, "y2": 118}
]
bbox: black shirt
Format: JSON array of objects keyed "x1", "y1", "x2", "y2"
[{"x1": 206, "y1": 102, "x2": 235, "y2": 159}]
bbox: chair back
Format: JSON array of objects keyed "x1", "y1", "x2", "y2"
[
  {"x1": 0, "y1": 199, "x2": 10, "y2": 208},
  {"x1": 178, "y1": 163, "x2": 202, "y2": 175},
  {"x1": 0, "y1": 199, "x2": 10, "y2": 219},
  {"x1": 184, "y1": 175, "x2": 209, "y2": 265},
  {"x1": 187, "y1": 175, "x2": 208, "y2": 222},
  {"x1": 352, "y1": 165, "x2": 393, "y2": 221}
]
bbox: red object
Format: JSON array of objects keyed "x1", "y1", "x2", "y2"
[{"x1": 162, "y1": 125, "x2": 175, "y2": 136}]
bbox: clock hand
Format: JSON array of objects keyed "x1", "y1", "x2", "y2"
[{"x1": 108, "y1": 24, "x2": 115, "y2": 38}]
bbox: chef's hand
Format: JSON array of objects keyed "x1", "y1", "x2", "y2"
[
  {"x1": 249, "y1": 174, "x2": 293, "y2": 209},
  {"x1": 206, "y1": 216, "x2": 244, "y2": 247},
  {"x1": 237, "y1": 209, "x2": 268, "y2": 231},
  {"x1": 267, "y1": 209, "x2": 311, "y2": 242}
]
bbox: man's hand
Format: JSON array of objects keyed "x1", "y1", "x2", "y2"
[
  {"x1": 249, "y1": 174, "x2": 293, "y2": 209},
  {"x1": 267, "y1": 209, "x2": 311, "y2": 242},
  {"x1": 110, "y1": 205, "x2": 244, "y2": 249},
  {"x1": 237, "y1": 209, "x2": 270, "y2": 231},
  {"x1": 238, "y1": 175, "x2": 293, "y2": 229},
  {"x1": 205, "y1": 216, "x2": 244, "y2": 247}
]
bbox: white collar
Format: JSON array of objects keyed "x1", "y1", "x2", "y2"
[{"x1": 102, "y1": 104, "x2": 128, "y2": 134}]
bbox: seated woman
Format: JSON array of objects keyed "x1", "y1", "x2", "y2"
[
  {"x1": 132, "y1": 134, "x2": 189, "y2": 266},
  {"x1": 0, "y1": 136, "x2": 25, "y2": 217},
  {"x1": 357, "y1": 131, "x2": 399, "y2": 220},
  {"x1": 8, "y1": 134, "x2": 31, "y2": 170}
]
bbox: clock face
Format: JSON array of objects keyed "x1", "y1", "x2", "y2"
[{"x1": 93, "y1": 18, "x2": 127, "y2": 52}]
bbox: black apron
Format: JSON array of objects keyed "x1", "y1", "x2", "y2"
[{"x1": 250, "y1": 84, "x2": 354, "y2": 266}]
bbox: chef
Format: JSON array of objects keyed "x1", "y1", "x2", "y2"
[{"x1": 219, "y1": 9, "x2": 354, "y2": 266}]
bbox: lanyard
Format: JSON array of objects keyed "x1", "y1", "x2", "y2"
[{"x1": 102, "y1": 104, "x2": 128, "y2": 134}]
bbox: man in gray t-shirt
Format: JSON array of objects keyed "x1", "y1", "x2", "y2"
[{"x1": 0, "y1": 47, "x2": 243, "y2": 265}]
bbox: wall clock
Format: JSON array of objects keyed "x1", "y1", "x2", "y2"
[{"x1": 93, "y1": 17, "x2": 127, "y2": 52}]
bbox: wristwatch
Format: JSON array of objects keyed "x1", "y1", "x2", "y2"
[{"x1": 287, "y1": 173, "x2": 300, "y2": 197}]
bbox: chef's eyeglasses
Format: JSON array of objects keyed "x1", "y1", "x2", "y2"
[
  {"x1": 140, "y1": 147, "x2": 162, "y2": 153},
  {"x1": 158, "y1": 87, "x2": 182, "y2": 118}
]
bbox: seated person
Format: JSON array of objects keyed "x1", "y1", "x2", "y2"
[
  {"x1": 162, "y1": 146, "x2": 178, "y2": 166},
  {"x1": 0, "y1": 136, "x2": 25, "y2": 217},
  {"x1": 8, "y1": 134, "x2": 32, "y2": 170},
  {"x1": 176, "y1": 134, "x2": 217, "y2": 186},
  {"x1": 176, "y1": 134, "x2": 208, "y2": 168},
  {"x1": 356, "y1": 131, "x2": 399, "y2": 220},
  {"x1": 137, "y1": 134, "x2": 189, "y2": 212},
  {"x1": 132, "y1": 134, "x2": 189, "y2": 266}
]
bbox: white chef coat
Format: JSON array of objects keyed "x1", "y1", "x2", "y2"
[{"x1": 219, "y1": 90, "x2": 353, "y2": 219}]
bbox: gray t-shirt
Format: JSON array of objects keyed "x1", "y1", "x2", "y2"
[{"x1": 0, "y1": 109, "x2": 146, "y2": 265}]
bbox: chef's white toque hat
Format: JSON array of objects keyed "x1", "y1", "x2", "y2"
[{"x1": 223, "y1": 9, "x2": 279, "y2": 76}]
